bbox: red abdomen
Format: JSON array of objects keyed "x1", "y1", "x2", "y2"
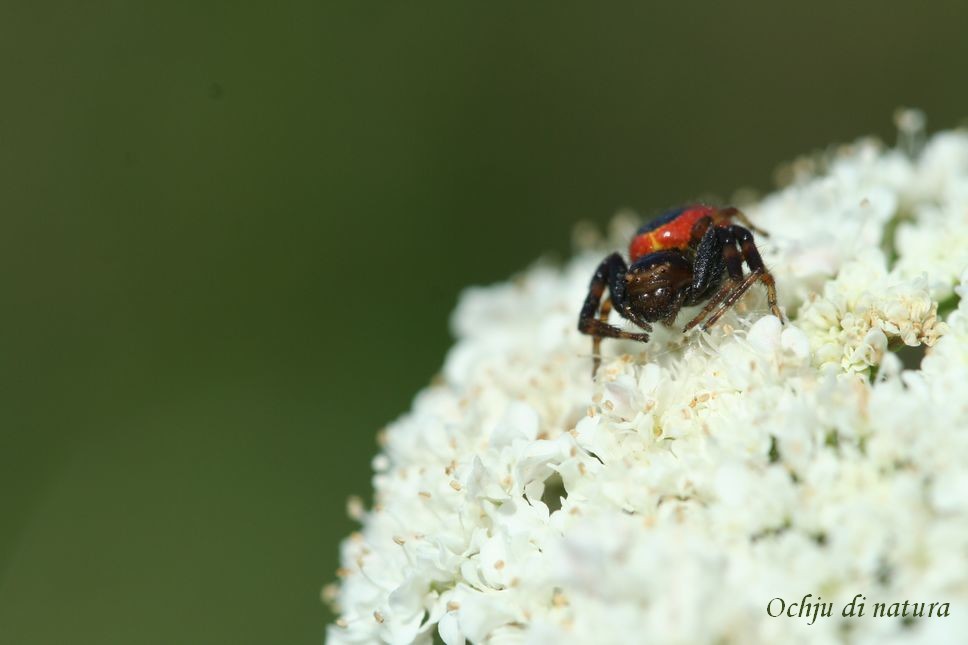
[{"x1": 629, "y1": 205, "x2": 715, "y2": 261}]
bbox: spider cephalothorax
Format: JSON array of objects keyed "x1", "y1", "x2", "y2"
[{"x1": 578, "y1": 204, "x2": 783, "y2": 372}]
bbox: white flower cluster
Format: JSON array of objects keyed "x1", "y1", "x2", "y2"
[
  {"x1": 797, "y1": 250, "x2": 944, "y2": 372},
  {"x1": 326, "y1": 127, "x2": 968, "y2": 645}
]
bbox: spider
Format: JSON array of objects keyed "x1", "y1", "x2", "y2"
[{"x1": 577, "y1": 204, "x2": 783, "y2": 373}]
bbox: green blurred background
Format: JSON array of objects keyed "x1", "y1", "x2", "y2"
[{"x1": 1, "y1": 2, "x2": 966, "y2": 643}]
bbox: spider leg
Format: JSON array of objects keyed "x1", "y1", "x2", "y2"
[
  {"x1": 683, "y1": 280, "x2": 735, "y2": 332},
  {"x1": 689, "y1": 215, "x2": 713, "y2": 245},
  {"x1": 731, "y1": 225, "x2": 782, "y2": 321},
  {"x1": 699, "y1": 269, "x2": 763, "y2": 330},
  {"x1": 591, "y1": 297, "x2": 613, "y2": 374},
  {"x1": 682, "y1": 225, "x2": 743, "y2": 331},
  {"x1": 696, "y1": 225, "x2": 783, "y2": 330},
  {"x1": 578, "y1": 252, "x2": 651, "y2": 374},
  {"x1": 719, "y1": 206, "x2": 769, "y2": 237}
]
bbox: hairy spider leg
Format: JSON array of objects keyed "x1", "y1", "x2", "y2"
[
  {"x1": 697, "y1": 225, "x2": 783, "y2": 330},
  {"x1": 578, "y1": 252, "x2": 652, "y2": 373},
  {"x1": 591, "y1": 297, "x2": 613, "y2": 374},
  {"x1": 700, "y1": 268, "x2": 765, "y2": 330},
  {"x1": 683, "y1": 225, "x2": 746, "y2": 331},
  {"x1": 718, "y1": 206, "x2": 769, "y2": 237},
  {"x1": 733, "y1": 225, "x2": 782, "y2": 319}
]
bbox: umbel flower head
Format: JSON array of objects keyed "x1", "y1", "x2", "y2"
[{"x1": 326, "y1": 121, "x2": 968, "y2": 644}]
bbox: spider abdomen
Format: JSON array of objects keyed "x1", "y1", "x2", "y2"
[{"x1": 629, "y1": 204, "x2": 716, "y2": 260}]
